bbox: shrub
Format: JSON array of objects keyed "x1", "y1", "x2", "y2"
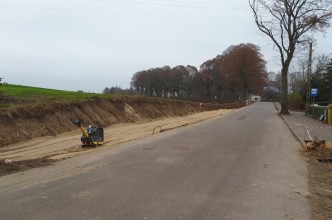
[{"x1": 288, "y1": 93, "x2": 305, "y2": 111}]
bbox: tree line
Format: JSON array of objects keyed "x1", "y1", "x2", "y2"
[
  {"x1": 287, "y1": 54, "x2": 332, "y2": 109},
  {"x1": 126, "y1": 43, "x2": 268, "y2": 101}
]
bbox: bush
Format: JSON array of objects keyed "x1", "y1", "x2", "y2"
[
  {"x1": 0, "y1": 77, "x2": 3, "y2": 95},
  {"x1": 288, "y1": 93, "x2": 305, "y2": 111}
]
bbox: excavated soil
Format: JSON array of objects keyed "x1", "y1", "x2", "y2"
[
  {"x1": 0, "y1": 97, "x2": 242, "y2": 148},
  {"x1": 304, "y1": 143, "x2": 332, "y2": 219},
  {"x1": 0, "y1": 97, "x2": 243, "y2": 176},
  {"x1": 307, "y1": 159, "x2": 332, "y2": 220},
  {"x1": 0, "y1": 158, "x2": 57, "y2": 177}
]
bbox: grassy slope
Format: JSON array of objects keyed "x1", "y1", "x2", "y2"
[{"x1": 0, "y1": 84, "x2": 114, "y2": 108}]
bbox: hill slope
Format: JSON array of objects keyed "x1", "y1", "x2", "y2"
[{"x1": 0, "y1": 85, "x2": 244, "y2": 147}]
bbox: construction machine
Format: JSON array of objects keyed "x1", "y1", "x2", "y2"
[{"x1": 70, "y1": 118, "x2": 104, "y2": 147}]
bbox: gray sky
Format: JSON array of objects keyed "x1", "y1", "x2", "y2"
[{"x1": 1, "y1": 0, "x2": 331, "y2": 93}]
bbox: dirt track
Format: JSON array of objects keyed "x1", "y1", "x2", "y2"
[{"x1": 0, "y1": 109, "x2": 232, "y2": 163}]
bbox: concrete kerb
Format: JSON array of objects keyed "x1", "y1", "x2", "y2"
[{"x1": 273, "y1": 102, "x2": 307, "y2": 151}]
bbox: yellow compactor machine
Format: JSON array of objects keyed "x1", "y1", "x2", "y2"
[{"x1": 70, "y1": 118, "x2": 104, "y2": 147}]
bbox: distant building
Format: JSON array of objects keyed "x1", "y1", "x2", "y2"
[{"x1": 251, "y1": 95, "x2": 261, "y2": 102}]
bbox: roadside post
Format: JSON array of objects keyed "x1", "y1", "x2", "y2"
[
  {"x1": 328, "y1": 104, "x2": 332, "y2": 125},
  {"x1": 310, "y1": 88, "x2": 318, "y2": 117}
]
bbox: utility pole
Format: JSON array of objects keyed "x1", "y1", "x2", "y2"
[{"x1": 306, "y1": 42, "x2": 313, "y2": 106}]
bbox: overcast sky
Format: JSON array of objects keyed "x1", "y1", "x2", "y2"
[{"x1": 1, "y1": 0, "x2": 331, "y2": 93}]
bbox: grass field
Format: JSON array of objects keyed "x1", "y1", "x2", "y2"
[{"x1": 0, "y1": 84, "x2": 114, "y2": 108}]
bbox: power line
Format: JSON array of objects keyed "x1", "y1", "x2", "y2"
[
  {"x1": 0, "y1": 1, "x2": 251, "y2": 22},
  {"x1": 0, "y1": 3, "x2": 213, "y2": 22},
  {"x1": 0, "y1": 4, "x2": 108, "y2": 14},
  {"x1": 0, "y1": 1, "x2": 250, "y2": 14},
  {"x1": 95, "y1": 0, "x2": 249, "y2": 10}
]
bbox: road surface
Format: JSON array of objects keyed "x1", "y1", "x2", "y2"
[{"x1": 0, "y1": 102, "x2": 310, "y2": 219}]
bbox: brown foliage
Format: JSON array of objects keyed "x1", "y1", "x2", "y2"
[
  {"x1": 130, "y1": 44, "x2": 267, "y2": 101},
  {"x1": 220, "y1": 43, "x2": 267, "y2": 99}
]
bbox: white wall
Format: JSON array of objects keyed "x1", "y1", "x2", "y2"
[{"x1": 251, "y1": 96, "x2": 261, "y2": 102}]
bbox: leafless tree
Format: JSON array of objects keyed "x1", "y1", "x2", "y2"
[
  {"x1": 249, "y1": 0, "x2": 332, "y2": 114},
  {"x1": 289, "y1": 61, "x2": 306, "y2": 95}
]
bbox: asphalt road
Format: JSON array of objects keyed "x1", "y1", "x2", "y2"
[{"x1": 0, "y1": 102, "x2": 310, "y2": 220}]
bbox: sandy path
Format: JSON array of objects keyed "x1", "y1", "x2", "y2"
[{"x1": 0, "y1": 109, "x2": 232, "y2": 161}]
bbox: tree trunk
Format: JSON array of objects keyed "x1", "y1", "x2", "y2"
[
  {"x1": 206, "y1": 82, "x2": 210, "y2": 98},
  {"x1": 280, "y1": 62, "x2": 290, "y2": 114}
]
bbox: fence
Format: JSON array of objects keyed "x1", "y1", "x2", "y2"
[{"x1": 305, "y1": 105, "x2": 328, "y2": 122}]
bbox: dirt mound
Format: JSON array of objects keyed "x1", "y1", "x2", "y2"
[
  {"x1": 304, "y1": 137, "x2": 332, "y2": 219},
  {"x1": 0, "y1": 96, "x2": 244, "y2": 147},
  {"x1": 304, "y1": 137, "x2": 332, "y2": 162},
  {"x1": 0, "y1": 158, "x2": 56, "y2": 177}
]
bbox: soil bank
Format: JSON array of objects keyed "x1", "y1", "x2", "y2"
[{"x1": 0, "y1": 96, "x2": 243, "y2": 148}]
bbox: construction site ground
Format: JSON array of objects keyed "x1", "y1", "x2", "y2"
[
  {"x1": 2, "y1": 99, "x2": 332, "y2": 219},
  {"x1": 0, "y1": 109, "x2": 232, "y2": 176}
]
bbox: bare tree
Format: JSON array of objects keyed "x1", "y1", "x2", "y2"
[
  {"x1": 310, "y1": 54, "x2": 331, "y2": 102},
  {"x1": 249, "y1": 0, "x2": 332, "y2": 114}
]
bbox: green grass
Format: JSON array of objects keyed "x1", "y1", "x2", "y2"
[{"x1": 0, "y1": 84, "x2": 114, "y2": 107}]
